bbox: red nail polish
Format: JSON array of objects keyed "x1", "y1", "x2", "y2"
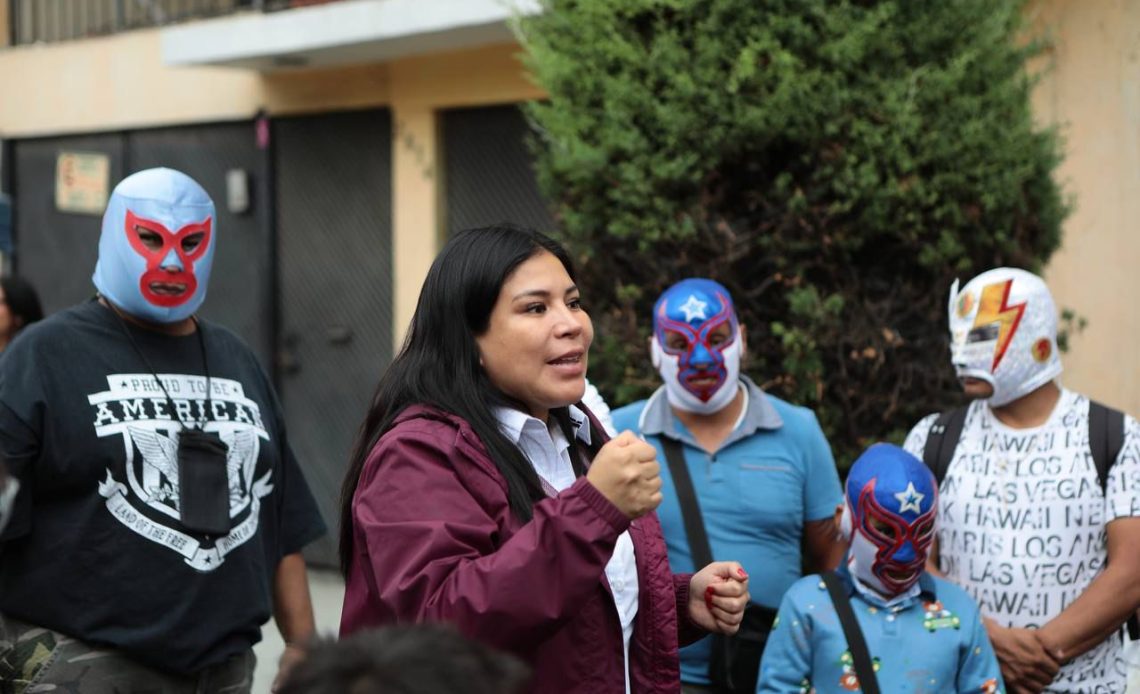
[{"x1": 737, "y1": 568, "x2": 749, "y2": 579}]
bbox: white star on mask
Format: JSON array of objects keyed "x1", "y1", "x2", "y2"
[
  {"x1": 894, "y1": 482, "x2": 925, "y2": 514},
  {"x1": 677, "y1": 295, "x2": 709, "y2": 322}
]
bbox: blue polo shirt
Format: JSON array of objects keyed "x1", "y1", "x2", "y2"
[
  {"x1": 757, "y1": 567, "x2": 1005, "y2": 693},
  {"x1": 612, "y1": 377, "x2": 842, "y2": 685}
]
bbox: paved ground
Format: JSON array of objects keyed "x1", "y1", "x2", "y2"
[{"x1": 251, "y1": 568, "x2": 345, "y2": 694}]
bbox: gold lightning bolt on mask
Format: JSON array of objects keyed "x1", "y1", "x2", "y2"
[{"x1": 947, "y1": 267, "x2": 1062, "y2": 407}]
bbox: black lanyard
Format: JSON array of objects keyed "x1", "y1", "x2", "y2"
[{"x1": 103, "y1": 299, "x2": 213, "y2": 429}]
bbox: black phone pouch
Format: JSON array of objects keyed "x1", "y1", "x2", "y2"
[{"x1": 178, "y1": 427, "x2": 231, "y2": 536}]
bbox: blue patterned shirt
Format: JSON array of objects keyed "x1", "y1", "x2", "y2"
[{"x1": 757, "y1": 566, "x2": 1005, "y2": 693}]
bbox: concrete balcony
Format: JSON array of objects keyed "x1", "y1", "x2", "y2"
[{"x1": 161, "y1": 0, "x2": 541, "y2": 71}]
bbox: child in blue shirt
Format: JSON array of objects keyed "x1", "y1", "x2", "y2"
[{"x1": 757, "y1": 444, "x2": 1004, "y2": 693}]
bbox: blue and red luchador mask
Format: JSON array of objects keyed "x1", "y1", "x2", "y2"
[
  {"x1": 650, "y1": 278, "x2": 742, "y2": 414},
  {"x1": 92, "y1": 168, "x2": 216, "y2": 324},
  {"x1": 840, "y1": 444, "x2": 937, "y2": 596}
]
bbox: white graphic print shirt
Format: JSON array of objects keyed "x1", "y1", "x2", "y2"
[{"x1": 905, "y1": 389, "x2": 1140, "y2": 693}]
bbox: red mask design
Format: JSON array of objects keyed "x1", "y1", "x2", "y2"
[
  {"x1": 855, "y1": 480, "x2": 937, "y2": 593},
  {"x1": 124, "y1": 210, "x2": 212, "y2": 308}
]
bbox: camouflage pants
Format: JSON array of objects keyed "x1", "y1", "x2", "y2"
[{"x1": 0, "y1": 614, "x2": 255, "y2": 694}]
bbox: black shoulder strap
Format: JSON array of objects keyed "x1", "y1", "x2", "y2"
[
  {"x1": 1086, "y1": 401, "x2": 1137, "y2": 639},
  {"x1": 821, "y1": 572, "x2": 880, "y2": 694},
  {"x1": 922, "y1": 407, "x2": 968, "y2": 487},
  {"x1": 661, "y1": 436, "x2": 745, "y2": 689},
  {"x1": 1087, "y1": 400, "x2": 1125, "y2": 495},
  {"x1": 660, "y1": 436, "x2": 713, "y2": 569}
]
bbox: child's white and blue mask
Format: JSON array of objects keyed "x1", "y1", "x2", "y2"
[
  {"x1": 839, "y1": 444, "x2": 938, "y2": 597},
  {"x1": 92, "y1": 168, "x2": 216, "y2": 324},
  {"x1": 650, "y1": 278, "x2": 742, "y2": 414}
]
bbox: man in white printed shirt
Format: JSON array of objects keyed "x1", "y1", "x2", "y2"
[{"x1": 904, "y1": 267, "x2": 1140, "y2": 694}]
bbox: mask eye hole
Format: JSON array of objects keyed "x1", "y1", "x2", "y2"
[
  {"x1": 706, "y1": 322, "x2": 732, "y2": 348},
  {"x1": 663, "y1": 330, "x2": 690, "y2": 352},
  {"x1": 134, "y1": 226, "x2": 163, "y2": 252},
  {"x1": 966, "y1": 324, "x2": 999, "y2": 343},
  {"x1": 869, "y1": 517, "x2": 897, "y2": 540},
  {"x1": 914, "y1": 517, "x2": 936, "y2": 541},
  {"x1": 181, "y1": 232, "x2": 205, "y2": 254}
]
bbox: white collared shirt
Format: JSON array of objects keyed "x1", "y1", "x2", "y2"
[{"x1": 494, "y1": 405, "x2": 639, "y2": 694}]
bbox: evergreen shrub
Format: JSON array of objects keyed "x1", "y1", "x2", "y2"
[{"x1": 519, "y1": 0, "x2": 1067, "y2": 466}]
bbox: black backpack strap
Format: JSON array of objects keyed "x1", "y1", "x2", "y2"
[
  {"x1": 1087, "y1": 400, "x2": 1125, "y2": 496},
  {"x1": 1086, "y1": 401, "x2": 1137, "y2": 639},
  {"x1": 821, "y1": 572, "x2": 880, "y2": 694},
  {"x1": 921, "y1": 407, "x2": 968, "y2": 487},
  {"x1": 659, "y1": 436, "x2": 712, "y2": 569}
]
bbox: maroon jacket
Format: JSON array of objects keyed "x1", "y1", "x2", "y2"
[{"x1": 341, "y1": 405, "x2": 706, "y2": 693}]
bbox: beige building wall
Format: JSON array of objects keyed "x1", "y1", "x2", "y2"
[{"x1": 1030, "y1": 0, "x2": 1140, "y2": 417}]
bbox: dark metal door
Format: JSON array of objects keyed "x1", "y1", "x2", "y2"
[
  {"x1": 130, "y1": 122, "x2": 273, "y2": 365},
  {"x1": 274, "y1": 109, "x2": 393, "y2": 567},
  {"x1": 10, "y1": 133, "x2": 127, "y2": 314},
  {"x1": 442, "y1": 104, "x2": 555, "y2": 235}
]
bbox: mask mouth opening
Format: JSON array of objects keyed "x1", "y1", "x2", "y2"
[
  {"x1": 875, "y1": 558, "x2": 926, "y2": 591},
  {"x1": 881, "y1": 565, "x2": 920, "y2": 584},
  {"x1": 139, "y1": 269, "x2": 198, "y2": 308},
  {"x1": 684, "y1": 372, "x2": 723, "y2": 388},
  {"x1": 148, "y1": 281, "x2": 189, "y2": 297},
  {"x1": 953, "y1": 364, "x2": 994, "y2": 383},
  {"x1": 682, "y1": 369, "x2": 727, "y2": 401}
]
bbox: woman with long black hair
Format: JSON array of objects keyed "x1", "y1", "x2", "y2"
[
  {"x1": 0, "y1": 276, "x2": 43, "y2": 352},
  {"x1": 339, "y1": 225, "x2": 749, "y2": 693}
]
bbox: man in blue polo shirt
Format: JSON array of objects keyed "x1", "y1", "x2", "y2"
[
  {"x1": 757, "y1": 443, "x2": 1004, "y2": 693},
  {"x1": 612, "y1": 277, "x2": 844, "y2": 693}
]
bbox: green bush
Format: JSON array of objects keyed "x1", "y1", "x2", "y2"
[{"x1": 519, "y1": 0, "x2": 1067, "y2": 466}]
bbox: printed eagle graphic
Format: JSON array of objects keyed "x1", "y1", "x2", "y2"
[{"x1": 128, "y1": 425, "x2": 257, "y2": 511}]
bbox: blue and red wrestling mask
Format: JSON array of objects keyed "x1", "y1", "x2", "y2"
[
  {"x1": 650, "y1": 278, "x2": 742, "y2": 414},
  {"x1": 92, "y1": 168, "x2": 216, "y2": 324},
  {"x1": 839, "y1": 444, "x2": 937, "y2": 597}
]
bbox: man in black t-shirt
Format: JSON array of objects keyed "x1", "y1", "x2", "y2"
[{"x1": 0, "y1": 168, "x2": 326, "y2": 691}]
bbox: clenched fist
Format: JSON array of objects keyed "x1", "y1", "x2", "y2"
[{"x1": 586, "y1": 431, "x2": 663, "y2": 519}]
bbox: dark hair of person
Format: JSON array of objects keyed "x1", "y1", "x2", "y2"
[
  {"x1": 339, "y1": 224, "x2": 602, "y2": 575},
  {"x1": 277, "y1": 625, "x2": 532, "y2": 694},
  {"x1": 0, "y1": 276, "x2": 44, "y2": 335}
]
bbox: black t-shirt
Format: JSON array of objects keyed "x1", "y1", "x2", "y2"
[{"x1": 0, "y1": 300, "x2": 326, "y2": 674}]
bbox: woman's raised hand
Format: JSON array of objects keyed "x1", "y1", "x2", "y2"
[
  {"x1": 586, "y1": 431, "x2": 663, "y2": 519},
  {"x1": 688, "y1": 562, "x2": 750, "y2": 634}
]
